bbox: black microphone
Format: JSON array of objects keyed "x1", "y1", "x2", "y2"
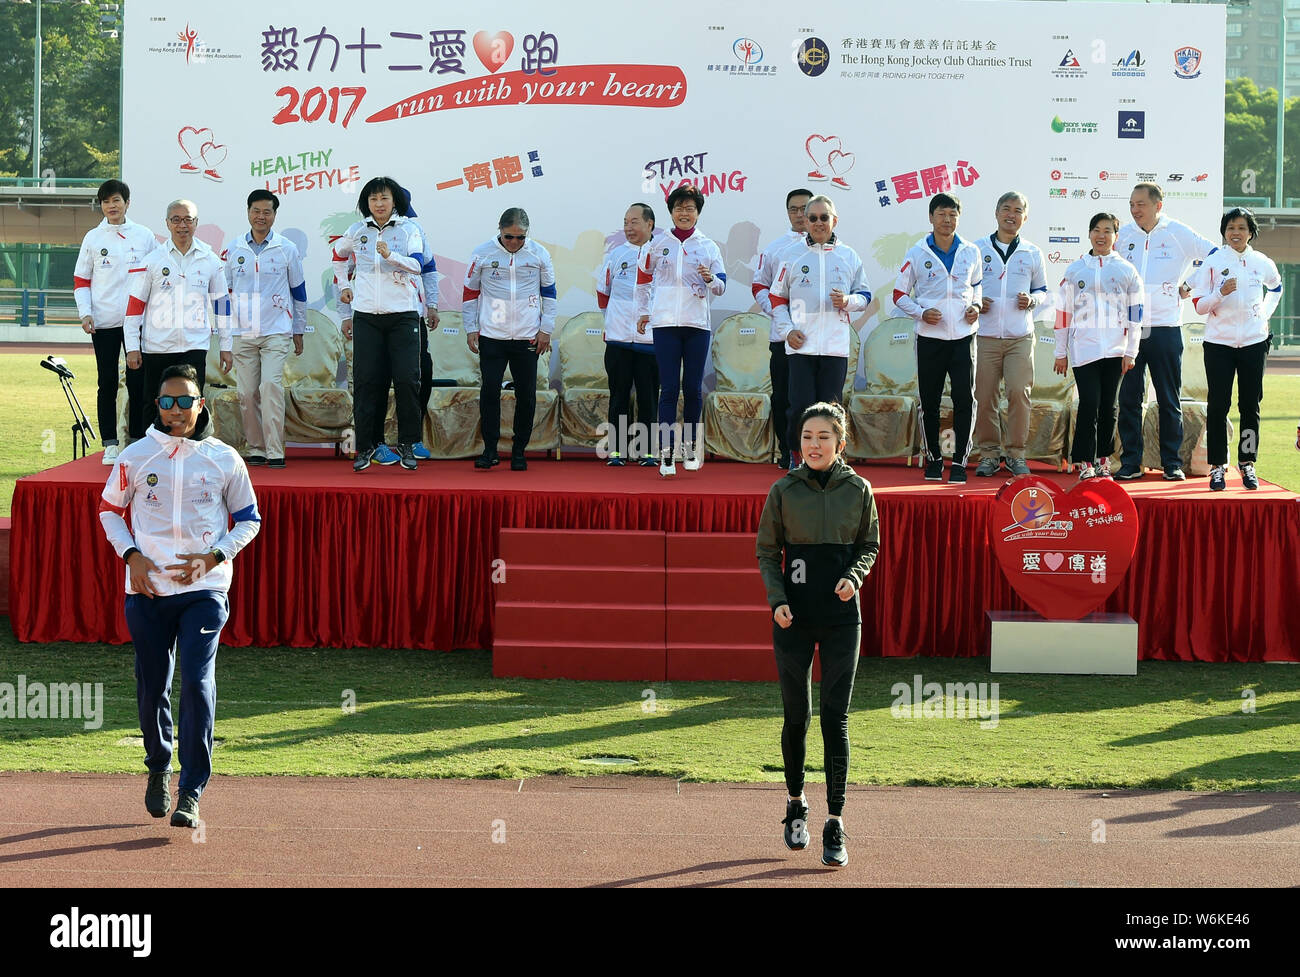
[{"x1": 40, "y1": 356, "x2": 74, "y2": 380}]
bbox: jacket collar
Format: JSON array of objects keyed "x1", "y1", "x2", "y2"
[
  {"x1": 148, "y1": 405, "x2": 214, "y2": 453},
  {"x1": 789, "y1": 455, "x2": 854, "y2": 487},
  {"x1": 803, "y1": 233, "x2": 838, "y2": 249}
]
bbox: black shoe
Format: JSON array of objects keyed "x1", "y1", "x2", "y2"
[
  {"x1": 948, "y1": 465, "x2": 967, "y2": 484},
  {"x1": 1209, "y1": 466, "x2": 1226, "y2": 492},
  {"x1": 511, "y1": 454, "x2": 528, "y2": 471},
  {"x1": 607, "y1": 453, "x2": 626, "y2": 467},
  {"x1": 1115, "y1": 465, "x2": 1144, "y2": 481},
  {"x1": 637, "y1": 455, "x2": 658, "y2": 467},
  {"x1": 268, "y1": 457, "x2": 286, "y2": 469},
  {"x1": 399, "y1": 444, "x2": 417, "y2": 471},
  {"x1": 353, "y1": 448, "x2": 374, "y2": 473},
  {"x1": 474, "y1": 452, "x2": 500, "y2": 470},
  {"x1": 170, "y1": 791, "x2": 199, "y2": 828},
  {"x1": 246, "y1": 454, "x2": 267, "y2": 466},
  {"x1": 821, "y1": 818, "x2": 848, "y2": 868},
  {"x1": 145, "y1": 771, "x2": 171, "y2": 818},
  {"x1": 782, "y1": 797, "x2": 810, "y2": 851},
  {"x1": 924, "y1": 459, "x2": 944, "y2": 481},
  {"x1": 1163, "y1": 466, "x2": 1186, "y2": 482},
  {"x1": 1241, "y1": 462, "x2": 1259, "y2": 490}
]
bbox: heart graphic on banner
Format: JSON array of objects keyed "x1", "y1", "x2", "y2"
[
  {"x1": 989, "y1": 475, "x2": 1139, "y2": 621},
  {"x1": 805, "y1": 134, "x2": 839, "y2": 170},
  {"x1": 473, "y1": 31, "x2": 515, "y2": 73},
  {"x1": 827, "y1": 149, "x2": 856, "y2": 176},
  {"x1": 177, "y1": 126, "x2": 213, "y2": 172},
  {"x1": 199, "y1": 141, "x2": 227, "y2": 169}
]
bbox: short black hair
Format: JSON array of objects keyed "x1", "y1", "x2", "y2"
[
  {"x1": 1220, "y1": 207, "x2": 1259, "y2": 242},
  {"x1": 1088, "y1": 212, "x2": 1120, "y2": 233},
  {"x1": 158, "y1": 364, "x2": 201, "y2": 395},
  {"x1": 1133, "y1": 182, "x2": 1163, "y2": 204},
  {"x1": 247, "y1": 189, "x2": 279, "y2": 211},
  {"x1": 357, "y1": 176, "x2": 409, "y2": 217},
  {"x1": 97, "y1": 179, "x2": 129, "y2": 204},
  {"x1": 499, "y1": 207, "x2": 530, "y2": 231},
  {"x1": 629, "y1": 202, "x2": 656, "y2": 227},
  {"x1": 666, "y1": 185, "x2": 705, "y2": 213},
  {"x1": 786, "y1": 188, "x2": 814, "y2": 207},
  {"x1": 929, "y1": 193, "x2": 961, "y2": 215}
]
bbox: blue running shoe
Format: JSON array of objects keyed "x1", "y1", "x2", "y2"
[{"x1": 372, "y1": 444, "x2": 400, "y2": 466}]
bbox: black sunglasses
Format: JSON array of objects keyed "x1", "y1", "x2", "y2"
[
  {"x1": 157, "y1": 394, "x2": 199, "y2": 410},
  {"x1": 807, "y1": 214, "x2": 833, "y2": 223},
  {"x1": 501, "y1": 233, "x2": 527, "y2": 241}
]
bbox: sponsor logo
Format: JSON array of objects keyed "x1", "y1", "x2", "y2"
[
  {"x1": 1174, "y1": 46, "x2": 1202, "y2": 80},
  {"x1": 1194, "y1": 173, "x2": 1208, "y2": 182},
  {"x1": 1168, "y1": 173, "x2": 1184, "y2": 182},
  {"x1": 1118, "y1": 111, "x2": 1145, "y2": 139},
  {"x1": 1053, "y1": 49, "x2": 1087, "y2": 79},
  {"x1": 732, "y1": 38, "x2": 763, "y2": 66},
  {"x1": 1051, "y1": 115, "x2": 1098, "y2": 135},
  {"x1": 1136, "y1": 171, "x2": 1157, "y2": 181},
  {"x1": 1051, "y1": 169, "x2": 1062, "y2": 181},
  {"x1": 1099, "y1": 171, "x2": 1129, "y2": 182},
  {"x1": 1112, "y1": 50, "x2": 1146, "y2": 79},
  {"x1": 1049, "y1": 188, "x2": 1068, "y2": 197},
  {"x1": 146, "y1": 473, "x2": 158, "y2": 486},
  {"x1": 796, "y1": 37, "x2": 829, "y2": 77}
]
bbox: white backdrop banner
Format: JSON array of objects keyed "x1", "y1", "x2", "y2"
[{"x1": 123, "y1": 0, "x2": 1225, "y2": 340}]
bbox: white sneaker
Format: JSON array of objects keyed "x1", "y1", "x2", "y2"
[
  {"x1": 1077, "y1": 461, "x2": 1096, "y2": 480},
  {"x1": 683, "y1": 442, "x2": 704, "y2": 472},
  {"x1": 102, "y1": 444, "x2": 121, "y2": 465},
  {"x1": 659, "y1": 451, "x2": 677, "y2": 478},
  {"x1": 1095, "y1": 457, "x2": 1112, "y2": 479}
]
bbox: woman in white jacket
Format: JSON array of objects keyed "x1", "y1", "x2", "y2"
[
  {"x1": 1053, "y1": 213, "x2": 1143, "y2": 479},
  {"x1": 1189, "y1": 207, "x2": 1283, "y2": 491},
  {"x1": 769, "y1": 195, "x2": 870, "y2": 470},
  {"x1": 634, "y1": 186, "x2": 726, "y2": 476}
]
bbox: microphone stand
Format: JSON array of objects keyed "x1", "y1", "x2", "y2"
[{"x1": 46, "y1": 361, "x2": 96, "y2": 461}]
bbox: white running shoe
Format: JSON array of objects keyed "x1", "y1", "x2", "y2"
[
  {"x1": 659, "y1": 451, "x2": 677, "y2": 478},
  {"x1": 102, "y1": 444, "x2": 121, "y2": 465},
  {"x1": 1095, "y1": 457, "x2": 1112, "y2": 479},
  {"x1": 683, "y1": 441, "x2": 704, "y2": 472},
  {"x1": 1077, "y1": 461, "x2": 1096, "y2": 480}
]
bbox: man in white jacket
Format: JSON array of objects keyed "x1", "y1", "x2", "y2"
[
  {"x1": 98, "y1": 364, "x2": 261, "y2": 829},
  {"x1": 124, "y1": 199, "x2": 232, "y2": 433},
  {"x1": 1114, "y1": 183, "x2": 1216, "y2": 480}
]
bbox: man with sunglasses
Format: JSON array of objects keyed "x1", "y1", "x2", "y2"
[
  {"x1": 125, "y1": 199, "x2": 232, "y2": 433},
  {"x1": 99, "y1": 364, "x2": 261, "y2": 830}
]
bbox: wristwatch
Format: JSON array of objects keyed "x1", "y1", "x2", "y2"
[{"x1": 210, "y1": 548, "x2": 227, "y2": 565}]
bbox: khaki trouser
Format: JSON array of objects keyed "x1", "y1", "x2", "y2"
[
  {"x1": 234, "y1": 333, "x2": 292, "y2": 458},
  {"x1": 974, "y1": 334, "x2": 1034, "y2": 457}
]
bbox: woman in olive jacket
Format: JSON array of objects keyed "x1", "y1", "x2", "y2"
[{"x1": 756, "y1": 401, "x2": 879, "y2": 868}]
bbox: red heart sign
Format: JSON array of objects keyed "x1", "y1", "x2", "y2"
[
  {"x1": 473, "y1": 31, "x2": 515, "y2": 73},
  {"x1": 989, "y1": 475, "x2": 1139, "y2": 620}
]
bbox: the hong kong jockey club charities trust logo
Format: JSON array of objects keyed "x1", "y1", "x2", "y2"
[{"x1": 797, "y1": 37, "x2": 830, "y2": 77}]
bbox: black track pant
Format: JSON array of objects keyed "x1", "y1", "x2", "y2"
[
  {"x1": 773, "y1": 619, "x2": 861, "y2": 817},
  {"x1": 1204, "y1": 338, "x2": 1269, "y2": 466}
]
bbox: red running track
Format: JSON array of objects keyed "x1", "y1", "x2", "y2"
[{"x1": 9, "y1": 450, "x2": 1300, "y2": 661}]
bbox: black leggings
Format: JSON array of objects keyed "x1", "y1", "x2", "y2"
[
  {"x1": 1071, "y1": 357, "x2": 1123, "y2": 464},
  {"x1": 91, "y1": 326, "x2": 145, "y2": 443},
  {"x1": 773, "y1": 619, "x2": 861, "y2": 817},
  {"x1": 1204, "y1": 338, "x2": 1269, "y2": 466}
]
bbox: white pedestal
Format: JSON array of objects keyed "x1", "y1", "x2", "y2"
[{"x1": 987, "y1": 611, "x2": 1138, "y2": 675}]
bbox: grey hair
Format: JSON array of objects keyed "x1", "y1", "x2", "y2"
[
  {"x1": 804, "y1": 194, "x2": 837, "y2": 218},
  {"x1": 996, "y1": 191, "x2": 1029, "y2": 213},
  {"x1": 166, "y1": 198, "x2": 197, "y2": 218},
  {"x1": 498, "y1": 207, "x2": 530, "y2": 231}
]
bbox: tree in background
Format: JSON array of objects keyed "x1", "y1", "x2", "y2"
[
  {"x1": 0, "y1": 2, "x2": 121, "y2": 179},
  {"x1": 1224, "y1": 77, "x2": 1300, "y2": 205}
]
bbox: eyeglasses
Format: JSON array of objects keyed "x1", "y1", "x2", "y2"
[
  {"x1": 157, "y1": 394, "x2": 199, "y2": 410},
  {"x1": 807, "y1": 214, "x2": 833, "y2": 223},
  {"x1": 501, "y1": 233, "x2": 526, "y2": 241},
  {"x1": 167, "y1": 216, "x2": 198, "y2": 226}
]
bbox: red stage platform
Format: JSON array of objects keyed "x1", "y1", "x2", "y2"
[{"x1": 9, "y1": 450, "x2": 1300, "y2": 663}]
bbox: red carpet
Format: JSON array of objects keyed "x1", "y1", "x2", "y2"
[{"x1": 9, "y1": 448, "x2": 1300, "y2": 662}]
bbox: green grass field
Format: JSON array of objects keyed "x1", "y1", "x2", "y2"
[
  {"x1": 2, "y1": 625, "x2": 1298, "y2": 790},
  {"x1": 2, "y1": 352, "x2": 1298, "y2": 517}
]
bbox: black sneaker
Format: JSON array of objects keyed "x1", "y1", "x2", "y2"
[
  {"x1": 1163, "y1": 466, "x2": 1186, "y2": 482},
  {"x1": 1209, "y1": 465, "x2": 1226, "y2": 492},
  {"x1": 924, "y1": 459, "x2": 944, "y2": 481},
  {"x1": 145, "y1": 771, "x2": 171, "y2": 818},
  {"x1": 782, "y1": 797, "x2": 810, "y2": 851},
  {"x1": 474, "y1": 451, "x2": 500, "y2": 470},
  {"x1": 1241, "y1": 462, "x2": 1259, "y2": 490},
  {"x1": 637, "y1": 455, "x2": 658, "y2": 467},
  {"x1": 353, "y1": 448, "x2": 374, "y2": 473},
  {"x1": 1115, "y1": 465, "x2": 1144, "y2": 481},
  {"x1": 511, "y1": 454, "x2": 528, "y2": 471},
  {"x1": 170, "y1": 791, "x2": 199, "y2": 828},
  {"x1": 399, "y1": 444, "x2": 417, "y2": 471},
  {"x1": 948, "y1": 465, "x2": 967, "y2": 484},
  {"x1": 821, "y1": 818, "x2": 848, "y2": 867},
  {"x1": 246, "y1": 454, "x2": 267, "y2": 466}
]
